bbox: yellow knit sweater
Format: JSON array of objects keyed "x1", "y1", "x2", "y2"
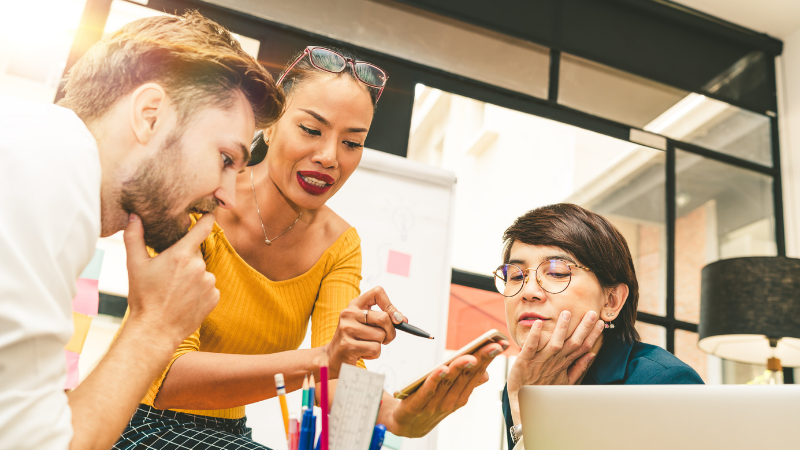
[{"x1": 137, "y1": 222, "x2": 363, "y2": 419}]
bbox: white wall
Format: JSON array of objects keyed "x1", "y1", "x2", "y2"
[{"x1": 778, "y1": 27, "x2": 800, "y2": 258}]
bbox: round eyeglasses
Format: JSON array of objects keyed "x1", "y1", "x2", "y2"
[{"x1": 493, "y1": 260, "x2": 593, "y2": 297}]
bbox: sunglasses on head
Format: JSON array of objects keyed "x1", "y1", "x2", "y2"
[{"x1": 278, "y1": 46, "x2": 389, "y2": 101}]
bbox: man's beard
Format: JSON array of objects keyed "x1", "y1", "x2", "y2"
[{"x1": 119, "y1": 131, "x2": 219, "y2": 254}]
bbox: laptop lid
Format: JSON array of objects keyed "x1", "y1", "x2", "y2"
[{"x1": 519, "y1": 385, "x2": 800, "y2": 449}]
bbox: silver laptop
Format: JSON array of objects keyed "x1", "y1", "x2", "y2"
[{"x1": 519, "y1": 385, "x2": 800, "y2": 449}]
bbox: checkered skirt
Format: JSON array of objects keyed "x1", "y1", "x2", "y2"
[{"x1": 113, "y1": 404, "x2": 272, "y2": 450}]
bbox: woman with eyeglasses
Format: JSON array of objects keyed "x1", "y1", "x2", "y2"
[
  {"x1": 494, "y1": 203, "x2": 703, "y2": 450},
  {"x1": 113, "y1": 47, "x2": 505, "y2": 450}
]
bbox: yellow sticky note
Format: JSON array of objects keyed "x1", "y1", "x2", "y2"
[{"x1": 65, "y1": 311, "x2": 93, "y2": 353}]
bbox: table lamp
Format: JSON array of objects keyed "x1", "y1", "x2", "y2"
[{"x1": 699, "y1": 256, "x2": 800, "y2": 383}]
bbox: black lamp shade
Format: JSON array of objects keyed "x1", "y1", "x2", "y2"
[{"x1": 699, "y1": 256, "x2": 800, "y2": 366}]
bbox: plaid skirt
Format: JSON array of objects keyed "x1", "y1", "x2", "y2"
[{"x1": 113, "y1": 404, "x2": 271, "y2": 450}]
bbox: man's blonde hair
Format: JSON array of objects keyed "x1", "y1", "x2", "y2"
[{"x1": 59, "y1": 11, "x2": 283, "y2": 129}]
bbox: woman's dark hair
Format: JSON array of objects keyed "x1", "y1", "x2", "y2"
[
  {"x1": 280, "y1": 46, "x2": 381, "y2": 107},
  {"x1": 502, "y1": 203, "x2": 640, "y2": 343},
  {"x1": 248, "y1": 46, "x2": 379, "y2": 166}
]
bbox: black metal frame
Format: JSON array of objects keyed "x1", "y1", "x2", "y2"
[{"x1": 70, "y1": 0, "x2": 786, "y2": 376}]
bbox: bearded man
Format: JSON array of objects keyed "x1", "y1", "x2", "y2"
[{"x1": 0, "y1": 12, "x2": 283, "y2": 450}]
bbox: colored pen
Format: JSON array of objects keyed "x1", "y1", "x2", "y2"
[
  {"x1": 369, "y1": 424, "x2": 386, "y2": 450},
  {"x1": 395, "y1": 321, "x2": 434, "y2": 339},
  {"x1": 275, "y1": 373, "x2": 290, "y2": 439},
  {"x1": 298, "y1": 408, "x2": 314, "y2": 450},
  {"x1": 297, "y1": 409, "x2": 309, "y2": 450},
  {"x1": 320, "y1": 365, "x2": 329, "y2": 450},
  {"x1": 308, "y1": 373, "x2": 316, "y2": 408},
  {"x1": 301, "y1": 375, "x2": 309, "y2": 410},
  {"x1": 308, "y1": 411, "x2": 316, "y2": 450}
]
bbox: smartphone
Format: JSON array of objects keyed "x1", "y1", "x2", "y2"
[{"x1": 393, "y1": 329, "x2": 508, "y2": 399}]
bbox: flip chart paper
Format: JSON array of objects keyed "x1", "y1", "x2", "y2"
[
  {"x1": 72, "y1": 278, "x2": 99, "y2": 316},
  {"x1": 65, "y1": 350, "x2": 80, "y2": 389},
  {"x1": 386, "y1": 250, "x2": 411, "y2": 277},
  {"x1": 79, "y1": 248, "x2": 105, "y2": 280},
  {"x1": 65, "y1": 312, "x2": 93, "y2": 354}
]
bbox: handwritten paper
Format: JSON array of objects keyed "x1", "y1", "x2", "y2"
[
  {"x1": 64, "y1": 311, "x2": 93, "y2": 354},
  {"x1": 65, "y1": 350, "x2": 80, "y2": 389},
  {"x1": 72, "y1": 278, "x2": 100, "y2": 316},
  {"x1": 386, "y1": 250, "x2": 411, "y2": 277},
  {"x1": 329, "y1": 364, "x2": 385, "y2": 450}
]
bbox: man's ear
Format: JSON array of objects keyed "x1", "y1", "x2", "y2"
[
  {"x1": 130, "y1": 83, "x2": 168, "y2": 145},
  {"x1": 603, "y1": 284, "x2": 629, "y2": 320}
]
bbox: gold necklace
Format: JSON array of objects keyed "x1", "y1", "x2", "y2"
[{"x1": 250, "y1": 165, "x2": 302, "y2": 246}]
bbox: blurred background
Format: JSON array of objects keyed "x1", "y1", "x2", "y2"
[{"x1": 4, "y1": 0, "x2": 800, "y2": 449}]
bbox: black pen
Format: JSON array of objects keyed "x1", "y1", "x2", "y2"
[{"x1": 395, "y1": 321, "x2": 434, "y2": 339}]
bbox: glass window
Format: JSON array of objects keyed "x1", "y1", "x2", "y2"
[
  {"x1": 448, "y1": 284, "x2": 519, "y2": 355},
  {"x1": 103, "y1": 1, "x2": 260, "y2": 58},
  {"x1": 0, "y1": 0, "x2": 87, "y2": 103},
  {"x1": 646, "y1": 94, "x2": 772, "y2": 166},
  {"x1": 674, "y1": 330, "x2": 708, "y2": 382},
  {"x1": 558, "y1": 53, "x2": 689, "y2": 129},
  {"x1": 635, "y1": 322, "x2": 666, "y2": 349},
  {"x1": 674, "y1": 150, "x2": 776, "y2": 323},
  {"x1": 409, "y1": 85, "x2": 667, "y2": 311}
]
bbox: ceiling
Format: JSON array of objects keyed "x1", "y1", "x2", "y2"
[{"x1": 676, "y1": 0, "x2": 800, "y2": 39}]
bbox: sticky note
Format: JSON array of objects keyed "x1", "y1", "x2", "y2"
[
  {"x1": 65, "y1": 311, "x2": 93, "y2": 354},
  {"x1": 386, "y1": 250, "x2": 411, "y2": 277},
  {"x1": 79, "y1": 248, "x2": 105, "y2": 280},
  {"x1": 65, "y1": 350, "x2": 80, "y2": 389},
  {"x1": 72, "y1": 278, "x2": 99, "y2": 316}
]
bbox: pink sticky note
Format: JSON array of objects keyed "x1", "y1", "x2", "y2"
[
  {"x1": 386, "y1": 250, "x2": 411, "y2": 277},
  {"x1": 65, "y1": 350, "x2": 80, "y2": 390},
  {"x1": 72, "y1": 278, "x2": 99, "y2": 316}
]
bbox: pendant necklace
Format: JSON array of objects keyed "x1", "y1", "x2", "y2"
[{"x1": 250, "y1": 165, "x2": 302, "y2": 246}]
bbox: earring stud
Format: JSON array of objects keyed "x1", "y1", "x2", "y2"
[{"x1": 606, "y1": 312, "x2": 614, "y2": 317}]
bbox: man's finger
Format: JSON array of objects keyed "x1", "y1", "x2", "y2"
[
  {"x1": 164, "y1": 213, "x2": 215, "y2": 255},
  {"x1": 557, "y1": 310, "x2": 598, "y2": 359},
  {"x1": 123, "y1": 214, "x2": 151, "y2": 268},
  {"x1": 519, "y1": 319, "x2": 543, "y2": 360}
]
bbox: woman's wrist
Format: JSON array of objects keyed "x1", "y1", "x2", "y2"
[{"x1": 508, "y1": 390, "x2": 522, "y2": 426}]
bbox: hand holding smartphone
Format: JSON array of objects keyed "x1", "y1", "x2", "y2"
[{"x1": 393, "y1": 329, "x2": 508, "y2": 399}]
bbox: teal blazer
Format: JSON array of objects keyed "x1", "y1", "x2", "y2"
[{"x1": 502, "y1": 336, "x2": 704, "y2": 449}]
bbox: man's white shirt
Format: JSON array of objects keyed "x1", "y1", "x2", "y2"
[{"x1": 0, "y1": 95, "x2": 101, "y2": 449}]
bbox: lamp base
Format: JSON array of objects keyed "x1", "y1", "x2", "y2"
[{"x1": 748, "y1": 358, "x2": 784, "y2": 385}]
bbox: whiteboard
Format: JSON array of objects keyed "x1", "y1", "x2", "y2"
[{"x1": 248, "y1": 149, "x2": 456, "y2": 450}]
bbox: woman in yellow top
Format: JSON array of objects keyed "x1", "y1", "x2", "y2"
[{"x1": 114, "y1": 46, "x2": 506, "y2": 450}]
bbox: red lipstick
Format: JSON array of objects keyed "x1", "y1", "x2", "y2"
[{"x1": 297, "y1": 171, "x2": 335, "y2": 195}]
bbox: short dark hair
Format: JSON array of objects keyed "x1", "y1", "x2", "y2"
[
  {"x1": 279, "y1": 46, "x2": 380, "y2": 108},
  {"x1": 59, "y1": 11, "x2": 284, "y2": 130},
  {"x1": 502, "y1": 203, "x2": 640, "y2": 343}
]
